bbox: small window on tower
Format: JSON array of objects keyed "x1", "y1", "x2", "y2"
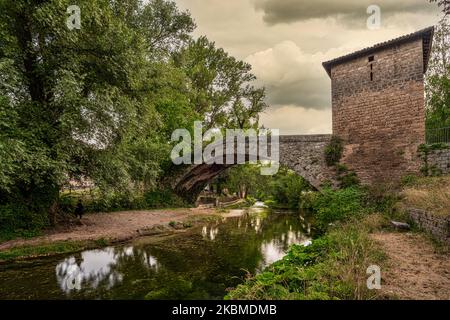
[{"x1": 369, "y1": 56, "x2": 375, "y2": 81}]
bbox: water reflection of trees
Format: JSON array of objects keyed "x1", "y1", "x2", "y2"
[
  {"x1": 137, "y1": 209, "x2": 312, "y2": 299},
  {"x1": 55, "y1": 246, "x2": 161, "y2": 298},
  {"x1": 53, "y1": 209, "x2": 312, "y2": 299}
]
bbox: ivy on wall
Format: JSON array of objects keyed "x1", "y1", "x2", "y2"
[
  {"x1": 324, "y1": 136, "x2": 360, "y2": 188},
  {"x1": 324, "y1": 136, "x2": 344, "y2": 167}
]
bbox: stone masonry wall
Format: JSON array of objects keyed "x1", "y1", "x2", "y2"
[
  {"x1": 427, "y1": 143, "x2": 450, "y2": 175},
  {"x1": 331, "y1": 38, "x2": 426, "y2": 184},
  {"x1": 279, "y1": 135, "x2": 335, "y2": 189},
  {"x1": 409, "y1": 208, "x2": 450, "y2": 245}
]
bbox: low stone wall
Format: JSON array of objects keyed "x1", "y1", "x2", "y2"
[
  {"x1": 409, "y1": 208, "x2": 450, "y2": 245},
  {"x1": 427, "y1": 143, "x2": 450, "y2": 175},
  {"x1": 218, "y1": 198, "x2": 243, "y2": 208}
]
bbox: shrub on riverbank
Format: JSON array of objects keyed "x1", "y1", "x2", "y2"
[
  {"x1": 0, "y1": 202, "x2": 49, "y2": 241},
  {"x1": 60, "y1": 189, "x2": 188, "y2": 214},
  {"x1": 302, "y1": 187, "x2": 367, "y2": 231}
]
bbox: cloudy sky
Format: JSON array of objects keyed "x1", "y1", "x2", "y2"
[{"x1": 175, "y1": 0, "x2": 443, "y2": 135}]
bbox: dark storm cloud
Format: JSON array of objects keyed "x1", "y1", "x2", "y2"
[{"x1": 254, "y1": 0, "x2": 436, "y2": 25}]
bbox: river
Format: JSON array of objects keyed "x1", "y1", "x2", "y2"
[{"x1": 0, "y1": 204, "x2": 313, "y2": 300}]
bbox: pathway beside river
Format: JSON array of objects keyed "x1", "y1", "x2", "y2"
[{"x1": 372, "y1": 232, "x2": 450, "y2": 300}]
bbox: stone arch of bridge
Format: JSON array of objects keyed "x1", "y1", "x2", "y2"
[{"x1": 170, "y1": 135, "x2": 334, "y2": 203}]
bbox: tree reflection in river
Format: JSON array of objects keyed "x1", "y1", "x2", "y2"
[
  {"x1": 55, "y1": 247, "x2": 161, "y2": 293},
  {"x1": 0, "y1": 207, "x2": 313, "y2": 299}
]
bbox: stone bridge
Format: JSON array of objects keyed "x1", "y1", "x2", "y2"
[
  {"x1": 172, "y1": 28, "x2": 434, "y2": 202},
  {"x1": 171, "y1": 135, "x2": 335, "y2": 202}
]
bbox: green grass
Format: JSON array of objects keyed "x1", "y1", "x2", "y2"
[
  {"x1": 168, "y1": 221, "x2": 177, "y2": 227},
  {"x1": 94, "y1": 238, "x2": 109, "y2": 247},
  {"x1": 0, "y1": 242, "x2": 86, "y2": 262},
  {"x1": 0, "y1": 239, "x2": 112, "y2": 262}
]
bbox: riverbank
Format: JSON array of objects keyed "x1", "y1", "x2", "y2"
[
  {"x1": 226, "y1": 177, "x2": 450, "y2": 300},
  {"x1": 0, "y1": 207, "x2": 225, "y2": 262},
  {"x1": 227, "y1": 216, "x2": 450, "y2": 300},
  {"x1": 0, "y1": 207, "x2": 311, "y2": 299}
]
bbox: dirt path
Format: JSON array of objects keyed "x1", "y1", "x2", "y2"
[
  {"x1": 0, "y1": 208, "x2": 217, "y2": 251},
  {"x1": 371, "y1": 232, "x2": 450, "y2": 300}
]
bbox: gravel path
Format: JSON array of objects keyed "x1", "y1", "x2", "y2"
[{"x1": 371, "y1": 232, "x2": 450, "y2": 300}]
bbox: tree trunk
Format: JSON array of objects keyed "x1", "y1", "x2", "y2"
[{"x1": 49, "y1": 200, "x2": 58, "y2": 227}]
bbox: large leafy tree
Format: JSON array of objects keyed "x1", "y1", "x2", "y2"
[
  {"x1": 0, "y1": 0, "x2": 268, "y2": 231},
  {"x1": 0, "y1": 0, "x2": 195, "y2": 226},
  {"x1": 425, "y1": 17, "x2": 450, "y2": 129},
  {"x1": 174, "y1": 36, "x2": 267, "y2": 130}
]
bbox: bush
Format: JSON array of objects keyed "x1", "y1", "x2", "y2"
[
  {"x1": 263, "y1": 199, "x2": 277, "y2": 207},
  {"x1": 311, "y1": 187, "x2": 366, "y2": 230},
  {"x1": 144, "y1": 189, "x2": 187, "y2": 208},
  {"x1": 58, "y1": 189, "x2": 187, "y2": 216},
  {"x1": 335, "y1": 164, "x2": 360, "y2": 188},
  {"x1": 0, "y1": 204, "x2": 48, "y2": 240},
  {"x1": 58, "y1": 195, "x2": 77, "y2": 214},
  {"x1": 268, "y1": 171, "x2": 311, "y2": 209},
  {"x1": 324, "y1": 136, "x2": 344, "y2": 167},
  {"x1": 362, "y1": 184, "x2": 400, "y2": 215},
  {"x1": 299, "y1": 192, "x2": 319, "y2": 211},
  {"x1": 85, "y1": 193, "x2": 145, "y2": 213}
]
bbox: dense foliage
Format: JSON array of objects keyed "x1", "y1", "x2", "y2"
[
  {"x1": 0, "y1": 0, "x2": 267, "y2": 237},
  {"x1": 59, "y1": 189, "x2": 187, "y2": 215},
  {"x1": 222, "y1": 166, "x2": 311, "y2": 209},
  {"x1": 305, "y1": 187, "x2": 366, "y2": 231},
  {"x1": 426, "y1": 17, "x2": 450, "y2": 129}
]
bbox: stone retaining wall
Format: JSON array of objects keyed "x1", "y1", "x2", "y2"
[
  {"x1": 427, "y1": 143, "x2": 450, "y2": 175},
  {"x1": 409, "y1": 208, "x2": 450, "y2": 245}
]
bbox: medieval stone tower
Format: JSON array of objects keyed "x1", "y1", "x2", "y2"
[{"x1": 322, "y1": 27, "x2": 435, "y2": 184}]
